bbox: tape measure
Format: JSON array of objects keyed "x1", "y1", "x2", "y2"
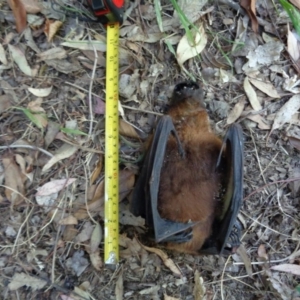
[
  {"x1": 88, "y1": 0, "x2": 124, "y2": 267},
  {"x1": 104, "y1": 22, "x2": 120, "y2": 267}
]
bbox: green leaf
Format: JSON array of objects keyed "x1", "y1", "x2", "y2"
[
  {"x1": 164, "y1": 40, "x2": 176, "y2": 55},
  {"x1": 170, "y1": 0, "x2": 194, "y2": 43},
  {"x1": 14, "y1": 107, "x2": 45, "y2": 129},
  {"x1": 60, "y1": 127, "x2": 88, "y2": 136},
  {"x1": 154, "y1": 0, "x2": 163, "y2": 32},
  {"x1": 279, "y1": 0, "x2": 300, "y2": 37}
]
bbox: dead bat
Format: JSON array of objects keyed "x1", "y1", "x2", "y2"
[{"x1": 131, "y1": 82, "x2": 244, "y2": 255}]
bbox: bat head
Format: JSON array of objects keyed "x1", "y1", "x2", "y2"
[{"x1": 169, "y1": 82, "x2": 205, "y2": 108}]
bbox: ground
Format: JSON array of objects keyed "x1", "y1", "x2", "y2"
[{"x1": 0, "y1": 0, "x2": 300, "y2": 299}]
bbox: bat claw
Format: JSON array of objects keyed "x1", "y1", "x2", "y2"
[
  {"x1": 226, "y1": 220, "x2": 242, "y2": 252},
  {"x1": 166, "y1": 227, "x2": 193, "y2": 243}
]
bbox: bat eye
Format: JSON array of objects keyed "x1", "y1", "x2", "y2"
[{"x1": 174, "y1": 82, "x2": 199, "y2": 94}]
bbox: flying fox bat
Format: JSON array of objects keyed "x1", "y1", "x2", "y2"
[{"x1": 131, "y1": 82, "x2": 244, "y2": 255}]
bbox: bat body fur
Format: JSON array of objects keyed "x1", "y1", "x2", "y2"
[{"x1": 158, "y1": 87, "x2": 223, "y2": 254}]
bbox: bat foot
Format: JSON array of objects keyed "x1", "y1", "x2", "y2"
[
  {"x1": 165, "y1": 227, "x2": 193, "y2": 243},
  {"x1": 155, "y1": 218, "x2": 195, "y2": 243},
  {"x1": 224, "y1": 220, "x2": 242, "y2": 253}
]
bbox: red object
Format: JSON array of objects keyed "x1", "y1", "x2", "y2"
[
  {"x1": 112, "y1": 0, "x2": 123, "y2": 8},
  {"x1": 88, "y1": 0, "x2": 124, "y2": 24}
]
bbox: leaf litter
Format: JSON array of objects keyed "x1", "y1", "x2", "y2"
[{"x1": 0, "y1": 0, "x2": 300, "y2": 299}]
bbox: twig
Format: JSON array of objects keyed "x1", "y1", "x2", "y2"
[
  {"x1": 122, "y1": 104, "x2": 163, "y2": 116},
  {"x1": 0, "y1": 145, "x2": 54, "y2": 157},
  {"x1": 244, "y1": 177, "x2": 300, "y2": 201},
  {"x1": 83, "y1": 162, "x2": 97, "y2": 224},
  {"x1": 58, "y1": 137, "x2": 103, "y2": 154},
  {"x1": 88, "y1": 31, "x2": 98, "y2": 137},
  {"x1": 249, "y1": 129, "x2": 268, "y2": 188}
]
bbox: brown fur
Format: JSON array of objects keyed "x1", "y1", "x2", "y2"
[{"x1": 157, "y1": 96, "x2": 222, "y2": 254}]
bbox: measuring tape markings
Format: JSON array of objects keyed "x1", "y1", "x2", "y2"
[{"x1": 104, "y1": 23, "x2": 120, "y2": 265}]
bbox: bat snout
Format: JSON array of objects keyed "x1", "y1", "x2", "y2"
[
  {"x1": 174, "y1": 81, "x2": 199, "y2": 93},
  {"x1": 171, "y1": 82, "x2": 204, "y2": 107}
]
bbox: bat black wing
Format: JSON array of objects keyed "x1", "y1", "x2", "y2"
[
  {"x1": 218, "y1": 123, "x2": 244, "y2": 254},
  {"x1": 131, "y1": 115, "x2": 196, "y2": 243},
  {"x1": 200, "y1": 123, "x2": 244, "y2": 255}
]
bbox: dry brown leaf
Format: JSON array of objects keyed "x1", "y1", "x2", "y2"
[
  {"x1": 270, "y1": 94, "x2": 300, "y2": 134},
  {"x1": 90, "y1": 155, "x2": 103, "y2": 185},
  {"x1": 119, "y1": 233, "x2": 132, "y2": 247},
  {"x1": 59, "y1": 215, "x2": 78, "y2": 225},
  {"x1": 91, "y1": 180, "x2": 104, "y2": 203},
  {"x1": 0, "y1": 95, "x2": 12, "y2": 113},
  {"x1": 22, "y1": 0, "x2": 41, "y2": 13},
  {"x1": 27, "y1": 98, "x2": 45, "y2": 113},
  {"x1": 288, "y1": 164, "x2": 300, "y2": 197},
  {"x1": 45, "y1": 121, "x2": 60, "y2": 148},
  {"x1": 289, "y1": 0, "x2": 300, "y2": 10},
  {"x1": 240, "y1": 0, "x2": 258, "y2": 33},
  {"x1": 119, "y1": 119, "x2": 139, "y2": 139},
  {"x1": 236, "y1": 245, "x2": 252, "y2": 277},
  {"x1": 8, "y1": 44, "x2": 35, "y2": 76},
  {"x1": 227, "y1": 97, "x2": 246, "y2": 124},
  {"x1": 288, "y1": 136, "x2": 300, "y2": 150},
  {"x1": 15, "y1": 153, "x2": 33, "y2": 182},
  {"x1": 287, "y1": 26, "x2": 300, "y2": 62},
  {"x1": 291, "y1": 113, "x2": 300, "y2": 126},
  {"x1": 62, "y1": 225, "x2": 78, "y2": 242},
  {"x1": 271, "y1": 264, "x2": 300, "y2": 276},
  {"x1": 248, "y1": 78, "x2": 280, "y2": 98},
  {"x1": 119, "y1": 169, "x2": 135, "y2": 200},
  {"x1": 36, "y1": 178, "x2": 76, "y2": 196},
  {"x1": 42, "y1": 144, "x2": 77, "y2": 173},
  {"x1": 139, "y1": 286, "x2": 160, "y2": 295},
  {"x1": 0, "y1": 44, "x2": 8, "y2": 65},
  {"x1": 8, "y1": 0, "x2": 27, "y2": 33},
  {"x1": 75, "y1": 222, "x2": 94, "y2": 243},
  {"x1": 61, "y1": 40, "x2": 106, "y2": 52},
  {"x1": 44, "y1": 19, "x2": 63, "y2": 42},
  {"x1": 142, "y1": 244, "x2": 181, "y2": 276},
  {"x1": 72, "y1": 286, "x2": 93, "y2": 300},
  {"x1": 120, "y1": 209, "x2": 145, "y2": 226},
  {"x1": 115, "y1": 272, "x2": 123, "y2": 300},
  {"x1": 193, "y1": 270, "x2": 206, "y2": 300},
  {"x1": 243, "y1": 77, "x2": 262, "y2": 111},
  {"x1": 120, "y1": 236, "x2": 146, "y2": 258},
  {"x1": 90, "y1": 223, "x2": 102, "y2": 253},
  {"x1": 164, "y1": 294, "x2": 180, "y2": 300},
  {"x1": 8, "y1": 273, "x2": 46, "y2": 291},
  {"x1": 257, "y1": 244, "x2": 268, "y2": 260},
  {"x1": 2, "y1": 153, "x2": 25, "y2": 205},
  {"x1": 75, "y1": 170, "x2": 135, "y2": 220},
  {"x1": 28, "y1": 87, "x2": 53, "y2": 97},
  {"x1": 73, "y1": 207, "x2": 90, "y2": 220},
  {"x1": 37, "y1": 48, "x2": 67, "y2": 61},
  {"x1": 176, "y1": 23, "x2": 207, "y2": 67},
  {"x1": 246, "y1": 114, "x2": 271, "y2": 130},
  {"x1": 89, "y1": 250, "x2": 102, "y2": 271}
]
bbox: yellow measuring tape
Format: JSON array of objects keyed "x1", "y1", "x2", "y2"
[{"x1": 104, "y1": 23, "x2": 119, "y2": 266}]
